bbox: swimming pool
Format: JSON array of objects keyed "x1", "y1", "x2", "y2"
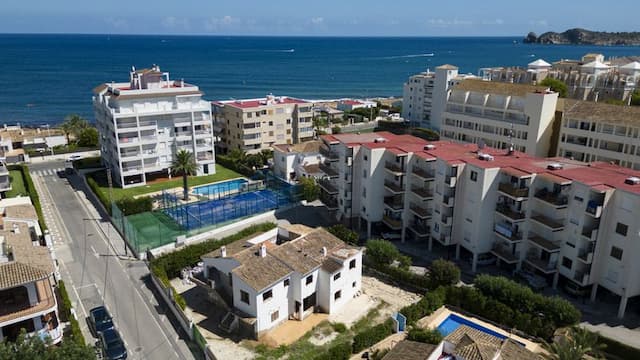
[
  {"x1": 437, "y1": 314, "x2": 510, "y2": 340},
  {"x1": 192, "y1": 178, "x2": 248, "y2": 197}
]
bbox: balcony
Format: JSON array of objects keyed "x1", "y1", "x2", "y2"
[
  {"x1": 319, "y1": 146, "x2": 339, "y2": 161},
  {"x1": 494, "y1": 223, "x2": 523, "y2": 242},
  {"x1": 140, "y1": 135, "x2": 158, "y2": 144},
  {"x1": 445, "y1": 175, "x2": 457, "y2": 187},
  {"x1": 585, "y1": 202, "x2": 603, "y2": 218},
  {"x1": 384, "y1": 180, "x2": 405, "y2": 194},
  {"x1": 175, "y1": 131, "x2": 192, "y2": 139},
  {"x1": 531, "y1": 213, "x2": 564, "y2": 231},
  {"x1": 385, "y1": 161, "x2": 406, "y2": 175},
  {"x1": 528, "y1": 233, "x2": 561, "y2": 252},
  {"x1": 534, "y1": 189, "x2": 568, "y2": 208},
  {"x1": 573, "y1": 271, "x2": 590, "y2": 286},
  {"x1": 384, "y1": 196, "x2": 404, "y2": 211},
  {"x1": 319, "y1": 179, "x2": 338, "y2": 194},
  {"x1": 411, "y1": 186, "x2": 434, "y2": 199},
  {"x1": 122, "y1": 166, "x2": 143, "y2": 174},
  {"x1": 196, "y1": 152, "x2": 214, "y2": 161},
  {"x1": 581, "y1": 228, "x2": 598, "y2": 242},
  {"x1": 411, "y1": 167, "x2": 435, "y2": 181},
  {"x1": 409, "y1": 222, "x2": 430, "y2": 237},
  {"x1": 321, "y1": 194, "x2": 338, "y2": 210},
  {"x1": 118, "y1": 136, "x2": 139, "y2": 146},
  {"x1": 438, "y1": 234, "x2": 452, "y2": 245},
  {"x1": 319, "y1": 163, "x2": 339, "y2": 178},
  {"x1": 491, "y1": 245, "x2": 520, "y2": 264},
  {"x1": 441, "y1": 214, "x2": 453, "y2": 226},
  {"x1": 0, "y1": 279, "x2": 57, "y2": 326},
  {"x1": 138, "y1": 121, "x2": 157, "y2": 130},
  {"x1": 382, "y1": 215, "x2": 403, "y2": 230},
  {"x1": 410, "y1": 204, "x2": 433, "y2": 219},
  {"x1": 525, "y1": 256, "x2": 558, "y2": 274},
  {"x1": 495, "y1": 204, "x2": 526, "y2": 222},
  {"x1": 443, "y1": 195, "x2": 455, "y2": 207},
  {"x1": 578, "y1": 249, "x2": 594, "y2": 264},
  {"x1": 120, "y1": 151, "x2": 141, "y2": 160},
  {"x1": 498, "y1": 183, "x2": 530, "y2": 200}
]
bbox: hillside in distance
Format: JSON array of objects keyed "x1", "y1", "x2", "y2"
[{"x1": 524, "y1": 28, "x2": 640, "y2": 46}]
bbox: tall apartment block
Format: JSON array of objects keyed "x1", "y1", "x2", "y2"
[
  {"x1": 318, "y1": 132, "x2": 640, "y2": 318},
  {"x1": 212, "y1": 95, "x2": 314, "y2": 154},
  {"x1": 402, "y1": 65, "x2": 477, "y2": 130},
  {"x1": 94, "y1": 65, "x2": 215, "y2": 188},
  {"x1": 439, "y1": 79, "x2": 559, "y2": 157}
]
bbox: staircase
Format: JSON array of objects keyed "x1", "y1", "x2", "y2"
[{"x1": 219, "y1": 312, "x2": 238, "y2": 333}]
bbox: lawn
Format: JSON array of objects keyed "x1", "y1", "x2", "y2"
[
  {"x1": 89, "y1": 164, "x2": 242, "y2": 201},
  {"x1": 5, "y1": 170, "x2": 28, "y2": 198}
]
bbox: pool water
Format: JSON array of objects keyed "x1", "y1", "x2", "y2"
[
  {"x1": 192, "y1": 178, "x2": 248, "y2": 197},
  {"x1": 437, "y1": 314, "x2": 510, "y2": 340}
]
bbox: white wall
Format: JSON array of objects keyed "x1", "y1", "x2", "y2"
[{"x1": 254, "y1": 278, "x2": 290, "y2": 333}]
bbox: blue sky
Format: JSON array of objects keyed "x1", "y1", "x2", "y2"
[{"x1": 2, "y1": 0, "x2": 639, "y2": 36}]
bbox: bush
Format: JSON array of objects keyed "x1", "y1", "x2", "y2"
[
  {"x1": 315, "y1": 341, "x2": 351, "y2": 360},
  {"x1": 631, "y1": 90, "x2": 640, "y2": 106},
  {"x1": 299, "y1": 177, "x2": 320, "y2": 202},
  {"x1": 352, "y1": 320, "x2": 394, "y2": 353},
  {"x1": 73, "y1": 156, "x2": 102, "y2": 169},
  {"x1": 10, "y1": 165, "x2": 48, "y2": 231},
  {"x1": 400, "y1": 287, "x2": 446, "y2": 325},
  {"x1": 216, "y1": 154, "x2": 255, "y2": 177},
  {"x1": 331, "y1": 322, "x2": 347, "y2": 334},
  {"x1": 77, "y1": 127, "x2": 99, "y2": 147},
  {"x1": 115, "y1": 196, "x2": 153, "y2": 215},
  {"x1": 407, "y1": 327, "x2": 443, "y2": 344},
  {"x1": 427, "y1": 259, "x2": 460, "y2": 289},
  {"x1": 411, "y1": 128, "x2": 440, "y2": 141},
  {"x1": 540, "y1": 78, "x2": 568, "y2": 98},
  {"x1": 327, "y1": 224, "x2": 359, "y2": 245},
  {"x1": 365, "y1": 239, "x2": 403, "y2": 267},
  {"x1": 331, "y1": 125, "x2": 342, "y2": 134},
  {"x1": 58, "y1": 281, "x2": 86, "y2": 346},
  {"x1": 87, "y1": 174, "x2": 112, "y2": 214}
]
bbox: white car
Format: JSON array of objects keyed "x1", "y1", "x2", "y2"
[
  {"x1": 66, "y1": 154, "x2": 82, "y2": 162},
  {"x1": 381, "y1": 232, "x2": 401, "y2": 241}
]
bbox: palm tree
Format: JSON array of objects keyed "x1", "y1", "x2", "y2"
[
  {"x1": 543, "y1": 326, "x2": 606, "y2": 360},
  {"x1": 259, "y1": 149, "x2": 273, "y2": 166},
  {"x1": 61, "y1": 114, "x2": 89, "y2": 143},
  {"x1": 171, "y1": 149, "x2": 198, "y2": 201}
]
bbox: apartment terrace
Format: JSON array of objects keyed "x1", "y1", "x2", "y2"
[
  {"x1": 534, "y1": 188, "x2": 569, "y2": 208},
  {"x1": 319, "y1": 163, "x2": 339, "y2": 178},
  {"x1": 382, "y1": 215, "x2": 402, "y2": 230},
  {"x1": 318, "y1": 179, "x2": 338, "y2": 195},
  {"x1": 319, "y1": 146, "x2": 339, "y2": 161},
  {"x1": 385, "y1": 161, "x2": 406, "y2": 175},
  {"x1": 411, "y1": 167, "x2": 435, "y2": 181},
  {"x1": 384, "y1": 196, "x2": 404, "y2": 211},
  {"x1": 527, "y1": 233, "x2": 561, "y2": 252},
  {"x1": 410, "y1": 203, "x2": 432, "y2": 219},
  {"x1": 491, "y1": 244, "x2": 520, "y2": 264},
  {"x1": 409, "y1": 222, "x2": 430, "y2": 237},
  {"x1": 384, "y1": 180, "x2": 405, "y2": 194},
  {"x1": 530, "y1": 213, "x2": 565, "y2": 231},
  {"x1": 498, "y1": 182, "x2": 530, "y2": 199},
  {"x1": 493, "y1": 223, "x2": 523, "y2": 242},
  {"x1": 0, "y1": 278, "x2": 55, "y2": 325},
  {"x1": 495, "y1": 204, "x2": 526, "y2": 222},
  {"x1": 410, "y1": 185, "x2": 433, "y2": 199},
  {"x1": 525, "y1": 255, "x2": 558, "y2": 274}
]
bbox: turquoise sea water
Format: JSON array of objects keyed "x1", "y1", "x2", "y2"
[{"x1": 1, "y1": 34, "x2": 640, "y2": 125}]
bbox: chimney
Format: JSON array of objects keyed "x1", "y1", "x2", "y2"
[
  {"x1": 259, "y1": 244, "x2": 267, "y2": 258},
  {"x1": 220, "y1": 246, "x2": 227, "y2": 258},
  {"x1": 322, "y1": 247, "x2": 327, "y2": 257}
]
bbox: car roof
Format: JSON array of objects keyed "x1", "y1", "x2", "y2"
[{"x1": 101, "y1": 328, "x2": 121, "y2": 341}]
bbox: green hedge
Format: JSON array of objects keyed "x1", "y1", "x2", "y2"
[
  {"x1": 400, "y1": 286, "x2": 447, "y2": 325},
  {"x1": 216, "y1": 155, "x2": 255, "y2": 177},
  {"x1": 73, "y1": 156, "x2": 103, "y2": 170},
  {"x1": 8, "y1": 165, "x2": 48, "y2": 231},
  {"x1": 327, "y1": 225, "x2": 359, "y2": 245},
  {"x1": 352, "y1": 320, "x2": 394, "y2": 353},
  {"x1": 407, "y1": 327, "x2": 443, "y2": 344},
  {"x1": 115, "y1": 196, "x2": 153, "y2": 216},
  {"x1": 57, "y1": 281, "x2": 87, "y2": 346},
  {"x1": 314, "y1": 341, "x2": 351, "y2": 360},
  {"x1": 87, "y1": 175, "x2": 111, "y2": 215}
]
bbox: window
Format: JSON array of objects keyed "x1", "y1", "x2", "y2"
[
  {"x1": 262, "y1": 290, "x2": 273, "y2": 301},
  {"x1": 284, "y1": 278, "x2": 290, "y2": 287},
  {"x1": 615, "y1": 223, "x2": 628, "y2": 236},
  {"x1": 349, "y1": 259, "x2": 356, "y2": 269},
  {"x1": 333, "y1": 272, "x2": 341, "y2": 281},
  {"x1": 364, "y1": 155, "x2": 368, "y2": 161},
  {"x1": 286, "y1": 119, "x2": 291, "y2": 125},
  {"x1": 247, "y1": 112, "x2": 252, "y2": 118},
  {"x1": 268, "y1": 121, "x2": 273, "y2": 126},
  {"x1": 240, "y1": 290, "x2": 250, "y2": 305},
  {"x1": 363, "y1": 170, "x2": 367, "y2": 178},
  {"x1": 610, "y1": 246, "x2": 623, "y2": 260},
  {"x1": 561, "y1": 257, "x2": 573, "y2": 270},
  {"x1": 470, "y1": 171, "x2": 478, "y2": 182},
  {"x1": 352, "y1": 281, "x2": 357, "y2": 288},
  {"x1": 271, "y1": 310, "x2": 279, "y2": 322},
  {"x1": 334, "y1": 290, "x2": 342, "y2": 300},
  {"x1": 306, "y1": 275, "x2": 313, "y2": 285}
]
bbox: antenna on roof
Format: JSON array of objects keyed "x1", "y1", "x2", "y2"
[{"x1": 507, "y1": 122, "x2": 515, "y2": 155}]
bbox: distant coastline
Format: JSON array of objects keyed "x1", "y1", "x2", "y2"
[{"x1": 524, "y1": 28, "x2": 640, "y2": 46}]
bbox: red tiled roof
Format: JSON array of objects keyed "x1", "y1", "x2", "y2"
[
  {"x1": 341, "y1": 100, "x2": 363, "y2": 106},
  {"x1": 219, "y1": 97, "x2": 308, "y2": 109}
]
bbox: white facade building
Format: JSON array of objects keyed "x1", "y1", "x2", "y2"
[
  {"x1": 93, "y1": 65, "x2": 215, "y2": 188},
  {"x1": 201, "y1": 226, "x2": 362, "y2": 336},
  {"x1": 272, "y1": 141, "x2": 324, "y2": 183},
  {"x1": 319, "y1": 132, "x2": 640, "y2": 319}
]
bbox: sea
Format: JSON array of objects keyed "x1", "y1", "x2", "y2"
[{"x1": 2, "y1": 34, "x2": 640, "y2": 126}]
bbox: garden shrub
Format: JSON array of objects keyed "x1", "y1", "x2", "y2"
[
  {"x1": 115, "y1": 196, "x2": 153, "y2": 215},
  {"x1": 352, "y1": 320, "x2": 394, "y2": 353},
  {"x1": 327, "y1": 225, "x2": 359, "y2": 245},
  {"x1": 331, "y1": 322, "x2": 347, "y2": 334},
  {"x1": 407, "y1": 327, "x2": 443, "y2": 344},
  {"x1": 426, "y1": 259, "x2": 460, "y2": 288},
  {"x1": 315, "y1": 341, "x2": 351, "y2": 360}
]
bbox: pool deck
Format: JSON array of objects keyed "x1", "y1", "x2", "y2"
[{"x1": 418, "y1": 306, "x2": 544, "y2": 353}]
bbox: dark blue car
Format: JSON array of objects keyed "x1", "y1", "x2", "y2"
[
  {"x1": 89, "y1": 306, "x2": 114, "y2": 335},
  {"x1": 98, "y1": 328, "x2": 127, "y2": 360}
]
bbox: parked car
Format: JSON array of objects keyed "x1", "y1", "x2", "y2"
[
  {"x1": 66, "y1": 154, "x2": 82, "y2": 162},
  {"x1": 89, "y1": 306, "x2": 114, "y2": 336},
  {"x1": 513, "y1": 269, "x2": 547, "y2": 291},
  {"x1": 563, "y1": 281, "x2": 590, "y2": 297},
  {"x1": 381, "y1": 232, "x2": 401, "y2": 241},
  {"x1": 98, "y1": 328, "x2": 127, "y2": 360}
]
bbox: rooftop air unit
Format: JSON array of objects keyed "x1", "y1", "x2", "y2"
[
  {"x1": 478, "y1": 153, "x2": 494, "y2": 161},
  {"x1": 374, "y1": 137, "x2": 387, "y2": 143},
  {"x1": 624, "y1": 177, "x2": 640, "y2": 185},
  {"x1": 424, "y1": 144, "x2": 436, "y2": 150},
  {"x1": 547, "y1": 163, "x2": 564, "y2": 170}
]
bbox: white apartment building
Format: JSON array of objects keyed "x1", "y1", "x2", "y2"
[
  {"x1": 272, "y1": 141, "x2": 324, "y2": 183},
  {"x1": 212, "y1": 95, "x2": 314, "y2": 154},
  {"x1": 557, "y1": 100, "x2": 640, "y2": 170},
  {"x1": 201, "y1": 225, "x2": 362, "y2": 337},
  {"x1": 402, "y1": 65, "x2": 477, "y2": 130},
  {"x1": 93, "y1": 65, "x2": 215, "y2": 188},
  {"x1": 319, "y1": 132, "x2": 640, "y2": 319},
  {"x1": 439, "y1": 79, "x2": 559, "y2": 157}
]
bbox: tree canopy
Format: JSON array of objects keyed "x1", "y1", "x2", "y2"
[
  {"x1": 0, "y1": 331, "x2": 96, "y2": 360},
  {"x1": 540, "y1": 78, "x2": 568, "y2": 98}
]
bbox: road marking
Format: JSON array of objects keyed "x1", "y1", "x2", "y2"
[
  {"x1": 90, "y1": 245, "x2": 100, "y2": 259},
  {"x1": 75, "y1": 283, "x2": 97, "y2": 290}
]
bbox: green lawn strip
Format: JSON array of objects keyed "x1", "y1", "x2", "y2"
[
  {"x1": 87, "y1": 164, "x2": 242, "y2": 202},
  {"x1": 6, "y1": 170, "x2": 27, "y2": 198}
]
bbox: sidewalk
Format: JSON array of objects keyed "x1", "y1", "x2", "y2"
[{"x1": 29, "y1": 149, "x2": 100, "y2": 164}]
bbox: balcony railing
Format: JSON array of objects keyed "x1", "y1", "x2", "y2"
[
  {"x1": 439, "y1": 234, "x2": 452, "y2": 245},
  {"x1": 411, "y1": 186, "x2": 433, "y2": 199},
  {"x1": 409, "y1": 222, "x2": 430, "y2": 236},
  {"x1": 385, "y1": 161, "x2": 405, "y2": 174},
  {"x1": 319, "y1": 163, "x2": 339, "y2": 178},
  {"x1": 382, "y1": 215, "x2": 402, "y2": 230},
  {"x1": 321, "y1": 194, "x2": 338, "y2": 210},
  {"x1": 493, "y1": 223, "x2": 523, "y2": 242},
  {"x1": 585, "y1": 202, "x2": 603, "y2": 217},
  {"x1": 410, "y1": 204, "x2": 432, "y2": 218},
  {"x1": 384, "y1": 181, "x2": 405, "y2": 193},
  {"x1": 498, "y1": 183, "x2": 529, "y2": 199},
  {"x1": 574, "y1": 271, "x2": 590, "y2": 286},
  {"x1": 384, "y1": 196, "x2": 404, "y2": 211},
  {"x1": 319, "y1": 146, "x2": 339, "y2": 161},
  {"x1": 531, "y1": 213, "x2": 564, "y2": 231},
  {"x1": 319, "y1": 179, "x2": 338, "y2": 194},
  {"x1": 445, "y1": 175, "x2": 457, "y2": 187},
  {"x1": 578, "y1": 249, "x2": 594, "y2": 263},
  {"x1": 412, "y1": 167, "x2": 435, "y2": 180},
  {"x1": 528, "y1": 233, "x2": 561, "y2": 252},
  {"x1": 491, "y1": 245, "x2": 520, "y2": 264},
  {"x1": 581, "y1": 228, "x2": 598, "y2": 241},
  {"x1": 443, "y1": 195, "x2": 454, "y2": 207},
  {"x1": 534, "y1": 189, "x2": 568, "y2": 208},
  {"x1": 495, "y1": 204, "x2": 526, "y2": 221},
  {"x1": 525, "y1": 256, "x2": 558, "y2": 273}
]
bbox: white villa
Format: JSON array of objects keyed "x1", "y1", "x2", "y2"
[{"x1": 201, "y1": 225, "x2": 362, "y2": 337}]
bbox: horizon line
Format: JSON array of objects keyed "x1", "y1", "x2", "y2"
[{"x1": 0, "y1": 32, "x2": 525, "y2": 38}]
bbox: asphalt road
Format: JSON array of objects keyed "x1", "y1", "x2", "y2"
[{"x1": 29, "y1": 160, "x2": 195, "y2": 360}]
